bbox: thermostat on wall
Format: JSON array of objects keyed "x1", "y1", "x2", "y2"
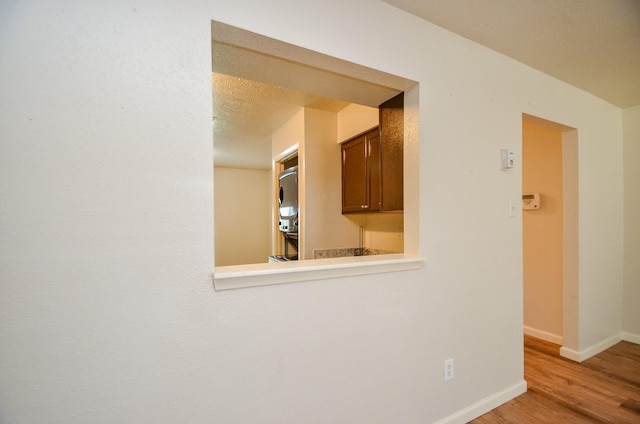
[{"x1": 522, "y1": 193, "x2": 540, "y2": 210}]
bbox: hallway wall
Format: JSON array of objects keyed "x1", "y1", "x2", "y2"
[
  {"x1": 623, "y1": 105, "x2": 640, "y2": 341},
  {"x1": 522, "y1": 121, "x2": 564, "y2": 343}
]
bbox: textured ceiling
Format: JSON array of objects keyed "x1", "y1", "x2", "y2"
[
  {"x1": 383, "y1": 0, "x2": 640, "y2": 108},
  {"x1": 212, "y1": 73, "x2": 350, "y2": 169}
]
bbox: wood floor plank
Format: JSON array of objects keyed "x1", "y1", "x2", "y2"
[{"x1": 470, "y1": 336, "x2": 640, "y2": 424}]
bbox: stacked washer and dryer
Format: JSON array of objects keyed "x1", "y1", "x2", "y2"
[{"x1": 268, "y1": 166, "x2": 299, "y2": 262}]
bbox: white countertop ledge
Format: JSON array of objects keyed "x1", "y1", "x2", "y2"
[{"x1": 212, "y1": 254, "x2": 425, "y2": 290}]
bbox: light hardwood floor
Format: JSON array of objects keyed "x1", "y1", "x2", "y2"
[{"x1": 471, "y1": 335, "x2": 640, "y2": 423}]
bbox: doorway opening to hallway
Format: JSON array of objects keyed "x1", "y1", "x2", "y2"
[{"x1": 522, "y1": 114, "x2": 578, "y2": 355}]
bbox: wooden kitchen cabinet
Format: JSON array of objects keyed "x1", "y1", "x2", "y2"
[
  {"x1": 341, "y1": 91, "x2": 404, "y2": 214},
  {"x1": 341, "y1": 127, "x2": 381, "y2": 213}
]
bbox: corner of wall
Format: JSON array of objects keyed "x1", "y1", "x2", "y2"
[
  {"x1": 560, "y1": 333, "x2": 624, "y2": 362},
  {"x1": 622, "y1": 332, "x2": 640, "y2": 345}
]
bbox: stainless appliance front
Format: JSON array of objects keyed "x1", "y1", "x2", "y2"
[{"x1": 278, "y1": 166, "x2": 298, "y2": 234}]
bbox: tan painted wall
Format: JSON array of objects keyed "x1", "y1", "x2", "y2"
[
  {"x1": 214, "y1": 167, "x2": 272, "y2": 266},
  {"x1": 522, "y1": 121, "x2": 564, "y2": 342},
  {"x1": 337, "y1": 103, "x2": 379, "y2": 141},
  {"x1": 303, "y1": 107, "x2": 360, "y2": 257}
]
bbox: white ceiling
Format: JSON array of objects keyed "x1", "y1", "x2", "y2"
[{"x1": 383, "y1": 0, "x2": 640, "y2": 108}]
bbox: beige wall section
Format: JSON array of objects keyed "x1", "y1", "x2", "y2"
[
  {"x1": 623, "y1": 105, "x2": 640, "y2": 341},
  {"x1": 354, "y1": 213, "x2": 404, "y2": 252},
  {"x1": 337, "y1": 103, "x2": 379, "y2": 141},
  {"x1": 214, "y1": 167, "x2": 272, "y2": 265},
  {"x1": 522, "y1": 121, "x2": 564, "y2": 343},
  {"x1": 272, "y1": 108, "x2": 304, "y2": 160},
  {"x1": 303, "y1": 107, "x2": 361, "y2": 257}
]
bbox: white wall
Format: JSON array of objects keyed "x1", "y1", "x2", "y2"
[
  {"x1": 0, "y1": 1, "x2": 628, "y2": 423},
  {"x1": 623, "y1": 105, "x2": 640, "y2": 340},
  {"x1": 214, "y1": 167, "x2": 271, "y2": 266}
]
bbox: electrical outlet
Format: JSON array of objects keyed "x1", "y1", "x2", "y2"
[{"x1": 444, "y1": 358, "x2": 454, "y2": 382}]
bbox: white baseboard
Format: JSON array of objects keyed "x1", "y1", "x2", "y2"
[
  {"x1": 523, "y1": 326, "x2": 563, "y2": 345},
  {"x1": 622, "y1": 331, "x2": 640, "y2": 345},
  {"x1": 432, "y1": 380, "x2": 527, "y2": 424},
  {"x1": 560, "y1": 333, "x2": 623, "y2": 362},
  {"x1": 559, "y1": 346, "x2": 581, "y2": 362},
  {"x1": 432, "y1": 332, "x2": 636, "y2": 423},
  {"x1": 560, "y1": 346, "x2": 583, "y2": 362}
]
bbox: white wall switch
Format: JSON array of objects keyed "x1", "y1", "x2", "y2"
[{"x1": 509, "y1": 200, "x2": 517, "y2": 217}]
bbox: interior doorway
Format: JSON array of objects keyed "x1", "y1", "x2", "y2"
[
  {"x1": 522, "y1": 114, "x2": 579, "y2": 356},
  {"x1": 272, "y1": 148, "x2": 300, "y2": 261}
]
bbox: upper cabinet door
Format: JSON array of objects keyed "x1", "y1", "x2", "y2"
[
  {"x1": 341, "y1": 132, "x2": 369, "y2": 213},
  {"x1": 341, "y1": 127, "x2": 382, "y2": 213}
]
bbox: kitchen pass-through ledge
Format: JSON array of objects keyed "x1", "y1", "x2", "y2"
[{"x1": 212, "y1": 254, "x2": 425, "y2": 290}]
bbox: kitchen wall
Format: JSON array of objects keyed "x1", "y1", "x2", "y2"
[
  {"x1": 214, "y1": 167, "x2": 271, "y2": 266},
  {"x1": 272, "y1": 106, "x2": 361, "y2": 258},
  {"x1": 215, "y1": 102, "x2": 402, "y2": 265},
  {"x1": 522, "y1": 121, "x2": 564, "y2": 343},
  {"x1": 303, "y1": 107, "x2": 357, "y2": 258},
  {"x1": 0, "y1": 1, "x2": 630, "y2": 423},
  {"x1": 272, "y1": 102, "x2": 403, "y2": 259},
  {"x1": 337, "y1": 103, "x2": 379, "y2": 140},
  {"x1": 623, "y1": 105, "x2": 640, "y2": 342}
]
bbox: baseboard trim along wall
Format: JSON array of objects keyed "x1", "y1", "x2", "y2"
[
  {"x1": 433, "y1": 380, "x2": 527, "y2": 424},
  {"x1": 622, "y1": 332, "x2": 640, "y2": 345},
  {"x1": 560, "y1": 333, "x2": 623, "y2": 362},
  {"x1": 523, "y1": 326, "x2": 563, "y2": 345}
]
